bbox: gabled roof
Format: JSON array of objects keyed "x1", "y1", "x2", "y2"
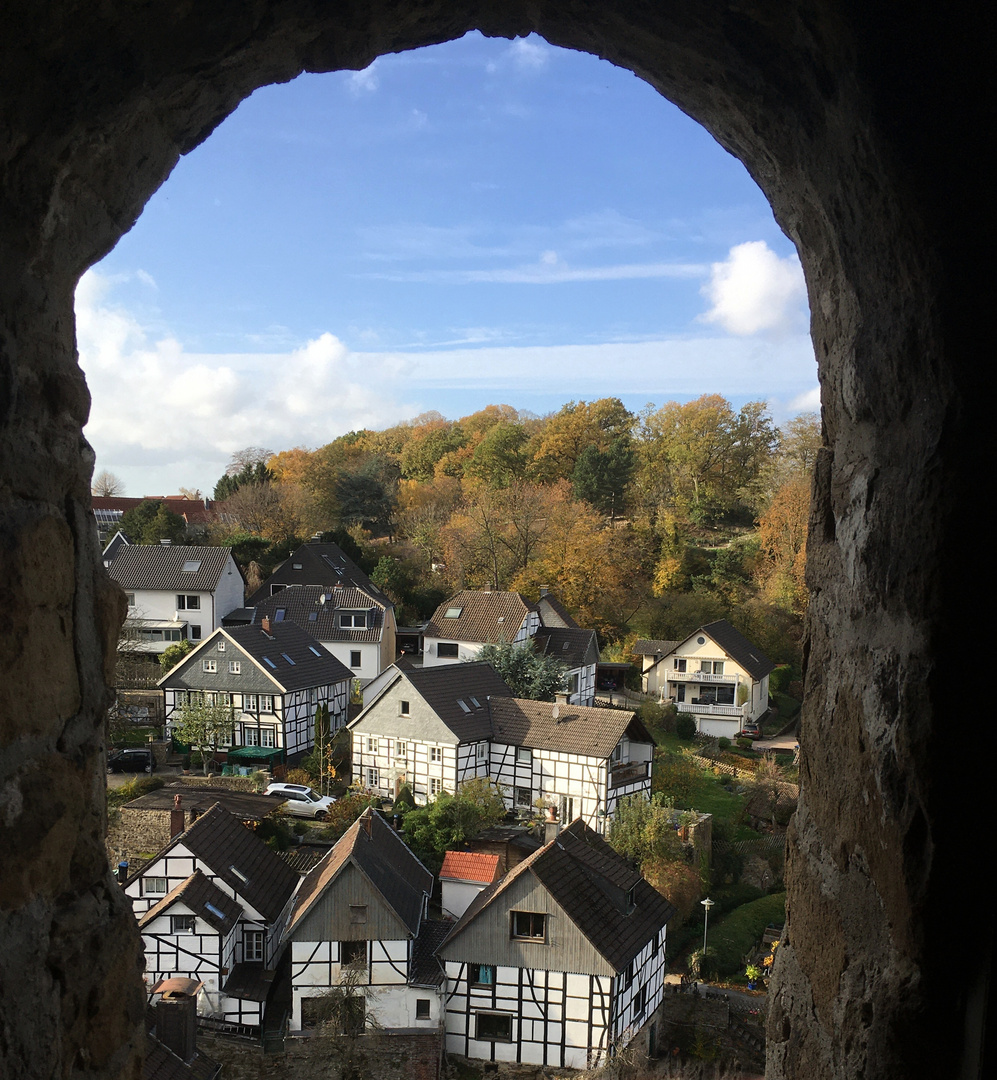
[
  {"x1": 138, "y1": 869, "x2": 243, "y2": 934},
  {"x1": 139, "y1": 804, "x2": 299, "y2": 924},
  {"x1": 440, "y1": 820, "x2": 675, "y2": 973},
  {"x1": 425, "y1": 589, "x2": 535, "y2": 644},
  {"x1": 253, "y1": 584, "x2": 388, "y2": 643},
  {"x1": 350, "y1": 662, "x2": 513, "y2": 743},
  {"x1": 91, "y1": 495, "x2": 216, "y2": 526},
  {"x1": 632, "y1": 639, "x2": 682, "y2": 657},
  {"x1": 440, "y1": 851, "x2": 501, "y2": 884},
  {"x1": 160, "y1": 623, "x2": 353, "y2": 693},
  {"x1": 107, "y1": 544, "x2": 237, "y2": 594},
  {"x1": 488, "y1": 697, "x2": 652, "y2": 759},
  {"x1": 536, "y1": 592, "x2": 580, "y2": 629},
  {"x1": 532, "y1": 626, "x2": 600, "y2": 668},
  {"x1": 288, "y1": 809, "x2": 433, "y2": 937},
  {"x1": 245, "y1": 541, "x2": 390, "y2": 607},
  {"x1": 699, "y1": 619, "x2": 775, "y2": 680}
]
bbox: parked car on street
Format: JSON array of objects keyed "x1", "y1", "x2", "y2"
[
  {"x1": 265, "y1": 782, "x2": 335, "y2": 819},
  {"x1": 107, "y1": 748, "x2": 156, "y2": 773}
]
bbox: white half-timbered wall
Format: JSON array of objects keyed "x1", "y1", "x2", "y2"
[
  {"x1": 443, "y1": 962, "x2": 613, "y2": 1069},
  {"x1": 351, "y1": 734, "x2": 459, "y2": 803},
  {"x1": 564, "y1": 662, "x2": 597, "y2": 707},
  {"x1": 289, "y1": 938, "x2": 441, "y2": 1032},
  {"x1": 442, "y1": 924, "x2": 666, "y2": 1068}
]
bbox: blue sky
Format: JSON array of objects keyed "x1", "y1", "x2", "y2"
[{"x1": 77, "y1": 32, "x2": 817, "y2": 496}]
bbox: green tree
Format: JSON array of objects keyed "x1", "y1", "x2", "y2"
[
  {"x1": 159, "y1": 639, "x2": 192, "y2": 673},
  {"x1": 169, "y1": 695, "x2": 234, "y2": 774},
  {"x1": 571, "y1": 436, "x2": 634, "y2": 518},
  {"x1": 119, "y1": 499, "x2": 187, "y2": 544},
  {"x1": 213, "y1": 457, "x2": 274, "y2": 501},
  {"x1": 403, "y1": 778, "x2": 506, "y2": 871},
  {"x1": 474, "y1": 640, "x2": 567, "y2": 701},
  {"x1": 607, "y1": 793, "x2": 683, "y2": 868}
]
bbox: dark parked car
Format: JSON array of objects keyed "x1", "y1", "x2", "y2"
[
  {"x1": 107, "y1": 748, "x2": 156, "y2": 773},
  {"x1": 738, "y1": 722, "x2": 762, "y2": 740}
]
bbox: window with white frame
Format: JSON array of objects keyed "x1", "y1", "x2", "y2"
[
  {"x1": 176, "y1": 594, "x2": 200, "y2": 610},
  {"x1": 395, "y1": 741, "x2": 407, "y2": 763},
  {"x1": 260, "y1": 695, "x2": 274, "y2": 713},
  {"x1": 516, "y1": 787, "x2": 532, "y2": 807},
  {"x1": 516, "y1": 746, "x2": 532, "y2": 764},
  {"x1": 228, "y1": 660, "x2": 241, "y2": 674},
  {"x1": 170, "y1": 915, "x2": 195, "y2": 934},
  {"x1": 217, "y1": 640, "x2": 225, "y2": 652},
  {"x1": 260, "y1": 728, "x2": 276, "y2": 748},
  {"x1": 673, "y1": 657, "x2": 687, "y2": 672},
  {"x1": 244, "y1": 728, "x2": 260, "y2": 747},
  {"x1": 476, "y1": 741, "x2": 488, "y2": 761},
  {"x1": 244, "y1": 694, "x2": 258, "y2": 712},
  {"x1": 431, "y1": 778, "x2": 443, "y2": 796},
  {"x1": 430, "y1": 746, "x2": 442, "y2": 762},
  {"x1": 340, "y1": 613, "x2": 367, "y2": 628},
  {"x1": 126, "y1": 593, "x2": 136, "y2": 608},
  {"x1": 144, "y1": 877, "x2": 167, "y2": 895},
  {"x1": 202, "y1": 658, "x2": 217, "y2": 673},
  {"x1": 367, "y1": 767, "x2": 379, "y2": 787},
  {"x1": 244, "y1": 929, "x2": 264, "y2": 962},
  {"x1": 366, "y1": 737, "x2": 378, "y2": 753}
]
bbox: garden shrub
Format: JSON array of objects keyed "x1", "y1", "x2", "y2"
[{"x1": 676, "y1": 714, "x2": 697, "y2": 740}]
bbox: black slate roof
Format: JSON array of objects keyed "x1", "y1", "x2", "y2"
[
  {"x1": 352, "y1": 662, "x2": 514, "y2": 743},
  {"x1": 122, "y1": 784, "x2": 285, "y2": 821},
  {"x1": 410, "y1": 919, "x2": 453, "y2": 987},
  {"x1": 424, "y1": 589, "x2": 535, "y2": 644},
  {"x1": 289, "y1": 808, "x2": 433, "y2": 937},
  {"x1": 536, "y1": 592, "x2": 580, "y2": 629},
  {"x1": 107, "y1": 544, "x2": 236, "y2": 593},
  {"x1": 441, "y1": 820, "x2": 675, "y2": 974},
  {"x1": 144, "y1": 1033, "x2": 220, "y2": 1080},
  {"x1": 253, "y1": 584, "x2": 388, "y2": 643},
  {"x1": 138, "y1": 869, "x2": 243, "y2": 934},
  {"x1": 246, "y1": 541, "x2": 390, "y2": 607},
  {"x1": 699, "y1": 619, "x2": 776, "y2": 680},
  {"x1": 532, "y1": 626, "x2": 600, "y2": 668},
  {"x1": 146, "y1": 803, "x2": 299, "y2": 924},
  {"x1": 160, "y1": 623, "x2": 353, "y2": 694},
  {"x1": 632, "y1": 639, "x2": 682, "y2": 656}
]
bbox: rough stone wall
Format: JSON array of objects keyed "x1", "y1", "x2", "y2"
[{"x1": 0, "y1": 3, "x2": 989, "y2": 1079}]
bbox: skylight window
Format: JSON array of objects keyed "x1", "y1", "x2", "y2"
[
  {"x1": 308, "y1": 646, "x2": 322, "y2": 657},
  {"x1": 308, "y1": 612, "x2": 317, "y2": 621},
  {"x1": 458, "y1": 699, "x2": 471, "y2": 713},
  {"x1": 275, "y1": 609, "x2": 285, "y2": 621},
  {"x1": 181, "y1": 560, "x2": 201, "y2": 572},
  {"x1": 292, "y1": 563, "x2": 303, "y2": 570},
  {"x1": 470, "y1": 696, "x2": 482, "y2": 708},
  {"x1": 228, "y1": 866, "x2": 249, "y2": 884},
  {"x1": 445, "y1": 607, "x2": 462, "y2": 618},
  {"x1": 263, "y1": 656, "x2": 277, "y2": 669},
  {"x1": 282, "y1": 653, "x2": 296, "y2": 665},
  {"x1": 205, "y1": 902, "x2": 227, "y2": 920}
]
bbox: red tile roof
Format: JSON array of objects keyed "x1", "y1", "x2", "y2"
[{"x1": 440, "y1": 850, "x2": 501, "y2": 884}]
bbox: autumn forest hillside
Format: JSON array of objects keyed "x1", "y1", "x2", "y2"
[{"x1": 152, "y1": 395, "x2": 816, "y2": 671}]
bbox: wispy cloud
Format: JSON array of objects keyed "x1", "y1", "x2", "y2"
[
  {"x1": 700, "y1": 240, "x2": 807, "y2": 336},
  {"x1": 363, "y1": 260, "x2": 707, "y2": 284},
  {"x1": 509, "y1": 37, "x2": 550, "y2": 71},
  {"x1": 347, "y1": 61, "x2": 380, "y2": 96}
]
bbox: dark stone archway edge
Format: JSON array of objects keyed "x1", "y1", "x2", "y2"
[{"x1": 0, "y1": 4, "x2": 989, "y2": 1078}]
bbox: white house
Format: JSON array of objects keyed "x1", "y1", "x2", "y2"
[
  {"x1": 422, "y1": 588, "x2": 540, "y2": 666},
  {"x1": 350, "y1": 665, "x2": 654, "y2": 832},
  {"x1": 245, "y1": 540, "x2": 398, "y2": 684},
  {"x1": 125, "y1": 803, "x2": 300, "y2": 1033},
  {"x1": 279, "y1": 807, "x2": 447, "y2": 1034},
  {"x1": 106, "y1": 543, "x2": 244, "y2": 654},
  {"x1": 349, "y1": 662, "x2": 514, "y2": 803},
  {"x1": 440, "y1": 851, "x2": 501, "y2": 919},
  {"x1": 437, "y1": 818, "x2": 675, "y2": 1069},
  {"x1": 160, "y1": 620, "x2": 353, "y2": 764},
  {"x1": 636, "y1": 620, "x2": 774, "y2": 738}
]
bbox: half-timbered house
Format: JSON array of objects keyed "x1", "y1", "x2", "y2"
[
  {"x1": 159, "y1": 619, "x2": 352, "y2": 763},
  {"x1": 348, "y1": 663, "x2": 514, "y2": 803},
  {"x1": 278, "y1": 808, "x2": 446, "y2": 1033},
  {"x1": 125, "y1": 804, "x2": 300, "y2": 1033},
  {"x1": 438, "y1": 818, "x2": 674, "y2": 1069},
  {"x1": 487, "y1": 698, "x2": 654, "y2": 831}
]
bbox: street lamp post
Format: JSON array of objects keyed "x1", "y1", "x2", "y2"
[{"x1": 701, "y1": 896, "x2": 715, "y2": 959}]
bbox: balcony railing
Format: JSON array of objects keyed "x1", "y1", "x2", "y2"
[
  {"x1": 668, "y1": 669, "x2": 737, "y2": 684},
  {"x1": 610, "y1": 760, "x2": 652, "y2": 788},
  {"x1": 676, "y1": 701, "x2": 749, "y2": 718}
]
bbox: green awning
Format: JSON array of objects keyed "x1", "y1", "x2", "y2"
[{"x1": 226, "y1": 746, "x2": 285, "y2": 764}]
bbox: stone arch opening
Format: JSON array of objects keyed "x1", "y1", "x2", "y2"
[{"x1": 0, "y1": 4, "x2": 986, "y2": 1080}]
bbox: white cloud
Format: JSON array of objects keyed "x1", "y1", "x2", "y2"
[
  {"x1": 347, "y1": 62, "x2": 380, "y2": 96},
  {"x1": 788, "y1": 386, "x2": 821, "y2": 412},
  {"x1": 364, "y1": 260, "x2": 707, "y2": 284},
  {"x1": 510, "y1": 37, "x2": 549, "y2": 71},
  {"x1": 75, "y1": 270, "x2": 416, "y2": 491},
  {"x1": 700, "y1": 240, "x2": 807, "y2": 336}
]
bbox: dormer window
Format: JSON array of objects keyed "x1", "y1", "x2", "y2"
[{"x1": 340, "y1": 613, "x2": 366, "y2": 628}]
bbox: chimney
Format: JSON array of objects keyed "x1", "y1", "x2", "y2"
[
  {"x1": 116, "y1": 860, "x2": 129, "y2": 884},
  {"x1": 157, "y1": 991, "x2": 198, "y2": 1062},
  {"x1": 554, "y1": 691, "x2": 570, "y2": 706},
  {"x1": 544, "y1": 805, "x2": 560, "y2": 845},
  {"x1": 170, "y1": 794, "x2": 185, "y2": 839},
  {"x1": 261, "y1": 615, "x2": 271, "y2": 634},
  {"x1": 483, "y1": 582, "x2": 493, "y2": 593},
  {"x1": 160, "y1": 538, "x2": 172, "y2": 545},
  {"x1": 540, "y1": 585, "x2": 550, "y2": 597}
]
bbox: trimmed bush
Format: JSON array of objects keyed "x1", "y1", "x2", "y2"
[{"x1": 676, "y1": 714, "x2": 697, "y2": 740}]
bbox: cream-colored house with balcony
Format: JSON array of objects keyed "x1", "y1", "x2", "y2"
[{"x1": 634, "y1": 620, "x2": 774, "y2": 738}]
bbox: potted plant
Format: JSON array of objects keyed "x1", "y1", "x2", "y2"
[{"x1": 745, "y1": 963, "x2": 762, "y2": 990}]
